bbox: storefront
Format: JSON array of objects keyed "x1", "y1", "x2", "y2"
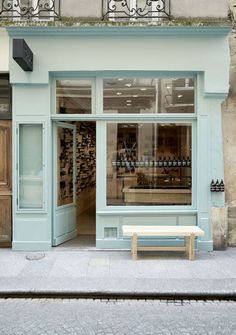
[{"x1": 7, "y1": 26, "x2": 230, "y2": 251}]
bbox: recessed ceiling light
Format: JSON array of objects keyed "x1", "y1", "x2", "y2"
[
  {"x1": 127, "y1": 103, "x2": 132, "y2": 106},
  {"x1": 125, "y1": 83, "x2": 132, "y2": 87},
  {"x1": 178, "y1": 94, "x2": 183, "y2": 98},
  {"x1": 126, "y1": 100, "x2": 132, "y2": 103},
  {"x1": 166, "y1": 86, "x2": 171, "y2": 89},
  {"x1": 117, "y1": 92, "x2": 122, "y2": 96},
  {"x1": 133, "y1": 95, "x2": 138, "y2": 98},
  {"x1": 140, "y1": 88, "x2": 147, "y2": 91}
]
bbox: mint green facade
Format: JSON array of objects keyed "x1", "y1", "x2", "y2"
[{"x1": 7, "y1": 26, "x2": 230, "y2": 251}]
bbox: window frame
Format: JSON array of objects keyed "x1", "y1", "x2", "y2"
[
  {"x1": 103, "y1": 76, "x2": 196, "y2": 116},
  {"x1": 16, "y1": 121, "x2": 46, "y2": 213},
  {"x1": 51, "y1": 73, "x2": 197, "y2": 212},
  {"x1": 105, "y1": 119, "x2": 197, "y2": 211},
  {"x1": 0, "y1": 74, "x2": 12, "y2": 120}
]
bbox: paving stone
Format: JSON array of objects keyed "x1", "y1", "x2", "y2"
[{"x1": 1, "y1": 299, "x2": 236, "y2": 335}]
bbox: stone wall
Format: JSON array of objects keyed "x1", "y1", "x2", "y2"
[
  {"x1": 222, "y1": 0, "x2": 236, "y2": 247},
  {"x1": 60, "y1": 0, "x2": 228, "y2": 19}
]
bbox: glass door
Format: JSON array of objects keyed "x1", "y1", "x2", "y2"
[{"x1": 53, "y1": 122, "x2": 77, "y2": 246}]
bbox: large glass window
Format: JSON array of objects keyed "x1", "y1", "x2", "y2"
[
  {"x1": 56, "y1": 80, "x2": 92, "y2": 114},
  {"x1": 19, "y1": 124, "x2": 44, "y2": 209},
  {"x1": 107, "y1": 123, "x2": 192, "y2": 206},
  {"x1": 0, "y1": 74, "x2": 12, "y2": 119},
  {"x1": 104, "y1": 78, "x2": 194, "y2": 114}
]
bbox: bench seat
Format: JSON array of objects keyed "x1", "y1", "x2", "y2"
[{"x1": 122, "y1": 225, "x2": 205, "y2": 260}]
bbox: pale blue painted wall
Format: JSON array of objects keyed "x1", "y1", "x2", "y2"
[{"x1": 7, "y1": 26, "x2": 230, "y2": 251}]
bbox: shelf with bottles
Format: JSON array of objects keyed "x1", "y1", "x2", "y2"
[
  {"x1": 76, "y1": 122, "x2": 96, "y2": 194},
  {"x1": 58, "y1": 127, "x2": 74, "y2": 205},
  {"x1": 112, "y1": 156, "x2": 191, "y2": 171}
]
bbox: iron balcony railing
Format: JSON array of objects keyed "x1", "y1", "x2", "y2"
[
  {"x1": 0, "y1": 0, "x2": 61, "y2": 20},
  {"x1": 102, "y1": 0, "x2": 170, "y2": 20}
]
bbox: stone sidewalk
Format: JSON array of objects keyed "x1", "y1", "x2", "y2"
[{"x1": 0, "y1": 248, "x2": 236, "y2": 297}]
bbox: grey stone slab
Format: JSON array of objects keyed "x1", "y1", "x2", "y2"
[{"x1": 50, "y1": 259, "x2": 89, "y2": 278}]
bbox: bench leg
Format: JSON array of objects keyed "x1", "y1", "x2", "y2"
[
  {"x1": 185, "y1": 237, "x2": 189, "y2": 257},
  {"x1": 189, "y1": 233, "x2": 195, "y2": 261},
  {"x1": 131, "y1": 233, "x2": 137, "y2": 260}
]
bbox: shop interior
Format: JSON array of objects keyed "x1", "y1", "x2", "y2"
[{"x1": 57, "y1": 121, "x2": 96, "y2": 248}]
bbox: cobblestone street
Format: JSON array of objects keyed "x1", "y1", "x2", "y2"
[{"x1": 0, "y1": 298, "x2": 236, "y2": 335}]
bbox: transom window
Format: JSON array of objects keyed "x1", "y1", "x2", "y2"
[
  {"x1": 56, "y1": 80, "x2": 92, "y2": 114},
  {"x1": 103, "y1": 78, "x2": 195, "y2": 114}
]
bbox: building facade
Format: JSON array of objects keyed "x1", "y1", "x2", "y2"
[{"x1": 0, "y1": 0, "x2": 234, "y2": 251}]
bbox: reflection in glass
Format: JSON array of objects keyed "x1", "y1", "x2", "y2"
[
  {"x1": 57, "y1": 127, "x2": 74, "y2": 206},
  {"x1": 104, "y1": 78, "x2": 194, "y2": 114},
  {"x1": 107, "y1": 123, "x2": 192, "y2": 206},
  {"x1": 0, "y1": 74, "x2": 11, "y2": 117},
  {"x1": 56, "y1": 80, "x2": 92, "y2": 114},
  {"x1": 19, "y1": 124, "x2": 43, "y2": 209}
]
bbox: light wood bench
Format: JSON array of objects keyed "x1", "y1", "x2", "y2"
[{"x1": 122, "y1": 225, "x2": 205, "y2": 261}]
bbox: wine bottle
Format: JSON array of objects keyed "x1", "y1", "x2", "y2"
[
  {"x1": 210, "y1": 179, "x2": 215, "y2": 192},
  {"x1": 220, "y1": 179, "x2": 225, "y2": 192}
]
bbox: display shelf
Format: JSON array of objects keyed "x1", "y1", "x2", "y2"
[
  {"x1": 58, "y1": 127, "x2": 74, "y2": 206},
  {"x1": 76, "y1": 122, "x2": 96, "y2": 194}
]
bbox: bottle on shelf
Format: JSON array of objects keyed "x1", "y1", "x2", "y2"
[
  {"x1": 215, "y1": 179, "x2": 220, "y2": 192},
  {"x1": 187, "y1": 156, "x2": 191, "y2": 167},
  {"x1": 210, "y1": 179, "x2": 215, "y2": 192},
  {"x1": 163, "y1": 157, "x2": 167, "y2": 167},
  {"x1": 144, "y1": 159, "x2": 149, "y2": 168},
  {"x1": 168, "y1": 156, "x2": 172, "y2": 167},
  {"x1": 172, "y1": 157, "x2": 177, "y2": 167},
  {"x1": 116, "y1": 154, "x2": 121, "y2": 168},
  {"x1": 158, "y1": 157, "x2": 163, "y2": 168},
  {"x1": 182, "y1": 156, "x2": 187, "y2": 167},
  {"x1": 177, "y1": 157, "x2": 182, "y2": 167},
  {"x1": 139, "y1": 157, "x2": 144, "y2": 167},
  {"x1": 154, "y1": 159, "x2": 159, "y2": 167},
  {"x1": 220, "y1": 179, "x2": 225, "y2": 192}
]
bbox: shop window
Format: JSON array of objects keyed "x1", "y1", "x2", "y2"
[
  {"x1": 56, "y1": 80, "x2": 92, "y2": 114},
  {"x1": 107, "y1": 123, "x2": 192, "y2": 206},
  {"x1": 18, "y1": 124, "x2": 44, "y2": 210},
  {"x1": 0, "y1": 74, "x2": 12, "y2": 120},
  {"x1": 103, "y1": 78, "x2": 194, "y2": 114}
]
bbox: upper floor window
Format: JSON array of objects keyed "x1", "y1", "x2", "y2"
[
  {"x1": 0, "y1": 74, "x2": 12, "y2": 120},
  {"x1": 103, "y1": 0, "x2": 170, "y2": 21},
  {"x1": 0, "y1": 0, "x2": 60, "y2": 20},
  {"x1": 104, "y1": 78, "x2": 195, "y2": 114}
]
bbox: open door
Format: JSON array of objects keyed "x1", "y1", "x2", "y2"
[{"x1": 53, "y1": 122, "x2": 77, "y2": 246}]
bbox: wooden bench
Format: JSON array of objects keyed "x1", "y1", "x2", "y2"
[{"x1": 122, "y1": 225, "x2": 205, "y2": 261}]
